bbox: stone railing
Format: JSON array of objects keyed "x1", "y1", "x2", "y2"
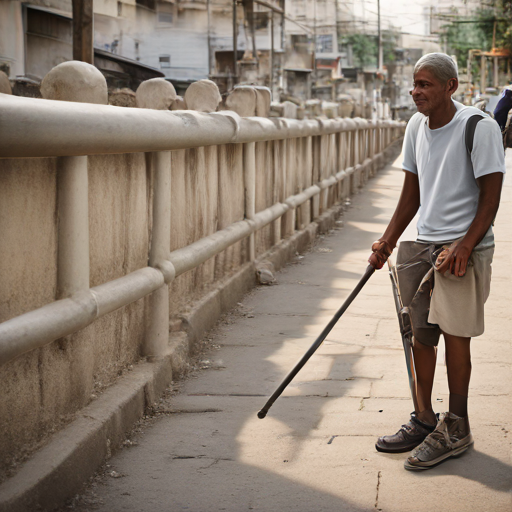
[{"x1": 0, "y1": 61, "x2": 404, "y2": 506}]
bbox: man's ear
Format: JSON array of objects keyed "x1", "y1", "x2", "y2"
[{"x1": 447, "y1": 78, "x2": 459, "y2": 95}]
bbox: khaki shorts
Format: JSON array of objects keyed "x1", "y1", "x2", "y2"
[{"x1": 395, "y1": 241, "x2": 494, "y2": 346}]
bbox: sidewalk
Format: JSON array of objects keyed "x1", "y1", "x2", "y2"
[{"x1": 71, "y1": 153, "x2": 512, "y2": 512}]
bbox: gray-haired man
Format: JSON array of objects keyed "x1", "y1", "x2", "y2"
[{"x1": 369, "y1": 53, "x2": 505, "y2": 470}]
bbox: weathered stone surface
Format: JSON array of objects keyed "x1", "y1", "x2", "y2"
[
  {"x1": 338, "y1": 94, "x2": 355, "y2": 118},
  {"x1": 0, "y1": 71, "x2": 12, "y2": 95},
  {"x1": 136, "y1": 78, "x2": 176, "y2": 110},
  {"x1": 11, "y1": 77, "x2": 42, "y2": 98},
  {"x1": 305, "y1": 99, "x2": 322, "y2": 117},
  {"x1": 347, "y1": 88, "x2": 365, "y2": 118},
  {"x1": 170, "y1": 95, "x2": 187, "y2": 110},
  {"x1": 269, "y1": 101, "x2": 284, "y2": 118},
  {"x1": 282, "y1": 100, "x2": 297, "y2": 119},
  {"x1": 322, "y1": 101, "x2": 339, "y2": 119},
  {"x1": 225, "y1": 86, "x2": 257, "y2": 117},
  {"x1": 254, "y1": 86, "x2": 271, "y2": 117},
  {"x1": 184, "y1": 79, "x2": 221, "y2": 113},
  {"x1": 109, "y1": 88, "x2": 136, "y2": 108},
  {"x1": 41, "y1": 61, "x2": 108, "y2": 104}
]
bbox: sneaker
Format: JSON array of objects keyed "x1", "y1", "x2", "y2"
[
  {"x1": 375, "y1": 412, "x2": 436, "y2": 453},
  {"x1": 404, "y1": 412, "x2": 473, "y2": 470}
]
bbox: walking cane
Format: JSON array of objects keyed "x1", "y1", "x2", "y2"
[{"x1": 257, "y1": 264, "x2": 375, "y2": 419}]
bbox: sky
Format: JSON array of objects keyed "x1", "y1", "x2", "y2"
[{"x1": 352, "y1": 0, "x2": 434, "y2": 36}]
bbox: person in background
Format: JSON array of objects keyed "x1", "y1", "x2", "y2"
[{"x1": 493, "y1": 83, "x2": 512, "y2": 132}]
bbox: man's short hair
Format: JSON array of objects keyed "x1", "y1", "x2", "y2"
[{"x1": 414, "y1": 53, "x2": 458, "y2": 84}]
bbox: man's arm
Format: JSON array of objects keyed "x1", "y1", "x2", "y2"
[
  {"x1": 436, "y1": 172, "x2": 503, "y2": 277},
  {"x1": 369, "y1": 171, "x2": 420, "y2": 269}
]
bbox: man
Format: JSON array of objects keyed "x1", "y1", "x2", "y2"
[{"x1": 369, "y1": 53, "x2": 505, "y2": 470}]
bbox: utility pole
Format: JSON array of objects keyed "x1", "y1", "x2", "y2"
[
  {"x1": 492, "y1": 19, "x2": 499, "y2": 88},
  {"x1": 72, "y1": 0, "x2": 94, "y2": 63},
  {"x1": 313, "y1": 0, "x2": 317, "y2": 92},
  {"x1": 270, "y1": 11, "x2": 274, "y2": 93},
  {"x1": 233, "y1": 0, "x2": 238, "y2": 83},
  {"x1": 492, "y1": 15, "x2": 498, "y2": 88},
  {"x1": 481, "y1": 54, "x2": 487, "y2": 93},
  {"x1": 249, "y1": 1, "x2": 258, "y2": 64},
  {"x1": 334, "y1": 0, "x2": 340, "y2": 55},
  {"x1": 280, "y1": 0, "x2": 285, "y2": 94},
  {"x1": 207, "y1": 0, "x2": 212, "y2": 76},
  {"x1": 377, "y1": 0, "x2": 382, "y2": 70}
]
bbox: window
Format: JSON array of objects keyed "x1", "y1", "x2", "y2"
[
  {"x1": 291, "y1": 34, "x2": 309, "y2": 54},
  {"x1": 26, "y1": 9, "x2": 72, "y2": 42},
  {"x1": 316, "y1": 34, "x2": 333, "y2": 53},
  {"x1": 157, "y1": 2, "x2": 174, "y2": 24},
  {"x1": 252, "y1": 12, "x2": 269, "y2": 30},
  {"x1": 158, "y1": 11, "x2": 173, "y2": 23},
  {"x1": 136, "y1": 0, "x2": 156, "y2": 11},
  {"x1": 159, "y1": 55, "x2": 171, "y2": 68},
  {"x1": 117, "y1": 1, "x2": 122, "y2": 16}
]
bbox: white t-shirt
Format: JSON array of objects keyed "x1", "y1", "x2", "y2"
[{"x1": 402, "y1": 100, "x2": 506, "y2": 243}]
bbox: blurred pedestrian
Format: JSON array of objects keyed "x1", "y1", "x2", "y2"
[{"x1": 493, "y1": 83, "x2": 512, "y2": 148}]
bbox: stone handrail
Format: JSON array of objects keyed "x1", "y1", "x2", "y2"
[
  {"x1": 0, "y1": 63, "x2": 406, "y2": 495},
  {"x1": 0, "y1": 89, "x2": 403, "y2": 366}
]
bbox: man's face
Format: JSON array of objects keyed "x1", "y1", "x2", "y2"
[{"x1": 412, "y1": 68, "x2": 457, "y2": 116}]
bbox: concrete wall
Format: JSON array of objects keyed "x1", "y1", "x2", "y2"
[
  {"x1": 0, "y1": 138, "x2": 323, "y2": 478},
  {"x1": 0, "y1": 153, "x2": 150, "y2": 480}
]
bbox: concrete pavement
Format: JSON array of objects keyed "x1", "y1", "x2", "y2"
[{"x1": 69, "y1": 153, "x2": 512, "y2": 512}]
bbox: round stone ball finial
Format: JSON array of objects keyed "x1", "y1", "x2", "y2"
[
  {"x1": 136, "y1": 78, "x2": 177, "y2": 110},
  {"x1": 41, "y1": 61, "x2": 108, "y2": 104},
  {"x1": 225, "y1": 86, "x2": 257, "y2": 117},
  {"x1": 184, "y1": 79, "x2": 221, "y2": 113}
]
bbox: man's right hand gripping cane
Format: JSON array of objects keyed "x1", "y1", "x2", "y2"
[{"x1": 368, "y1": 239, "x2": 395, "y2": 270}]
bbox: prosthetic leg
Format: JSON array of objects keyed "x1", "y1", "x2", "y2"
[
  {"x1": 388, "y1": 259, "x2": 419, "y2": 413},
  {"x1": 388, "y1": 242, "x2": 442, "y2": 412}
]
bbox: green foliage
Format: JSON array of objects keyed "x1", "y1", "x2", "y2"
[
  {"x1": 443, "y1": 12, "x2": 490, "y2": 68},
  {"x1": 343, "y1": 34, "x2": 377, "y2": 68},
  {"x1": 444, "y1": 1, "x2": 512, "y2": 68},
  {"x1": 382, "y1": 29, "x2": 400, "y2": 65},
  {"x1": 341, "y1": 30, "x2": 398, "y2": 69}
]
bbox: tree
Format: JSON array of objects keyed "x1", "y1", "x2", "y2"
[
  {"x1": 341, "y1": 29, "x2": 397, "y2": 70},
  {"x1": 443, "y1": 11, "x2": 490, "y2": 69},
  {"x1": 443, "y1": 1, "x2": 512, "y2": 68},
  {"x1": 382, "y1": 29, "x2": 399, "y2": 66},
  {"x1": 343, "y1": 34, "x2": 377, "y2": 68}
]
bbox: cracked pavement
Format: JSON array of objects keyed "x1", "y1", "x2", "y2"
[{"x1": 70, "y1": 153, "x2": 512, "y2": 512}]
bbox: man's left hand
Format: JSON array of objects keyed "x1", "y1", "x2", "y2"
[{"x1": 435, "y1": 239, "x2": 473, "y2": 277}]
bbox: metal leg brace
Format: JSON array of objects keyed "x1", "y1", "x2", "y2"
[{"x1": 388, "y1": 259, "x2": 419, "y2": 413}]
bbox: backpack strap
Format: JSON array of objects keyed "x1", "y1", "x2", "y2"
[{"x1": 465, "y1": 114, "x2": 484, "y2": 155}]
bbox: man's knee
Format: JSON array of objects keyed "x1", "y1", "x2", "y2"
[
  {"x1": 412, "y1": 337, "x2": 437, "y2": 352},
  {"x1": 442, "y1": 331, "x2": 471, "y2": 354}
]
